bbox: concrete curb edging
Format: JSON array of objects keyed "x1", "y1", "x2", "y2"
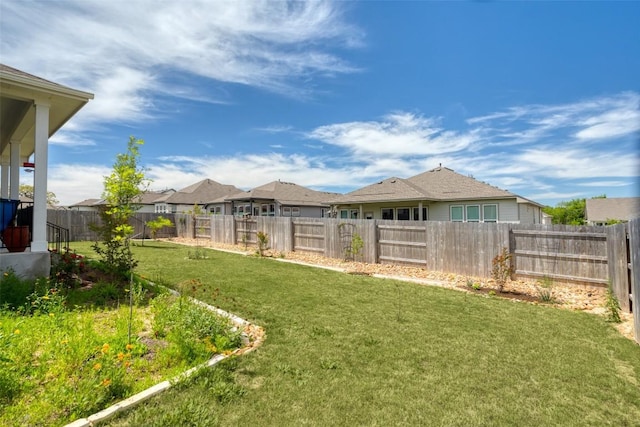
[{"x1": 65, "y1": 291, "x2": 264, "y2": 427}]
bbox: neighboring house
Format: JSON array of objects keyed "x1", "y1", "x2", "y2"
[
  {"x1": 0, "y1": 64, "x2": 93, "y2": 277},
  {"x1": 135, "y1": 189, "x2": 175, "y2": 213},
  {"x1": 585, "y1": 197, "x2": 640, "y2": 225},
  {"x1": 330, "y1": 165, "x2": 544, "y2": 224},
  {"x1": 154, "y1": 179, "x2": 241, "y2": 214},
  {"x1": 226, "y1": 180, "x2": 336, "y2": 218},
  {"x1": 68, "y1": 198, "x2": 104, "y2": 211}
]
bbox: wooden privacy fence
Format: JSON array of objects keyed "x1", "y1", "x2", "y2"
[
  {"x1": 47, "y1": 210, "x2": 177, "y2": 242},
  {"x1": 184, "y1": 214, "x2": 638, "y2": 344}
]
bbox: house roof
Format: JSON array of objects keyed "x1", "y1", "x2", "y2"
[
  {"x1": 69, "y1": 198, "x2": 103, "y2": 207},
  {"x1": 136, "y1": 189, "x2": 175, "y2": 204},
  {"x1": 0, "y1": 64, "x2": 94, "y2": 162},
  {"x1": 156, "y1": 179, "x2": 240, "y2": 205},
  {"x1": 331, "y1": 166, "x2": 541, "y2": 206},
  {"x1": 585, "y1": 197, "x2": 640, "y2": 222},
  {"x1": 226, "y1": 180, "x2": 337, "y2": 207}
]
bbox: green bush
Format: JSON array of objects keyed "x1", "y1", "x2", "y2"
[{"x1": 0, "y1": 269, "x2": 35, "y2": 310}]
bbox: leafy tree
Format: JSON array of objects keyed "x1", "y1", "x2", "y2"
[
  {"x1": 146, "y1": 216, "x2": 174, "y2": 240},
  {"x1": 18, "y1": 184, "x2": 58, "y2": 205},
  {"x1": 543, "y1": 198, "x2": 586, "y2": 225},
  {"x1": 92, "y1": 137, "x2": 149, "y2": 275}
]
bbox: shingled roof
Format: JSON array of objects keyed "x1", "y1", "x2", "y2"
[
  {"x1": 586, "y1": 197, "x2": 640, "y2": 223},
  {"x1": 226, "y1": 181, "x2": 337, "y2": 206},
  {"x1": 331, "y1": 166, "x2": 526, "y2": 204},
  {"x1": 156, "y1": 179, "x2": 240, "y2": 205}
]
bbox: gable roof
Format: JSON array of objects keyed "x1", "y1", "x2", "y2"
[
  {"x1": 226, "y1": 181, "x2": 337, "y2": 206},
  {"x1": 585, "y1": 197, "x2": 640, "y2": 222},
  {"x1": 156, "y1": 179, "x2": 240, "y2": 205},
  {"x1": 68, "y1": 198, "x2": 103, "y2": 207},
  {"x1": 331, "y1": 166, "x2": 539, "y2": 205}
]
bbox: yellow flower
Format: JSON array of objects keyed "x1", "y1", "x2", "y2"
[
  {"x1": 124, "y1": 361, "x2": 131, "y2": 368},
  {"x1": 61, "y1": 339, "x2": 69, "y2": 345},
  {"x1": 125, "y1": 344, "x2": 134, "y2": 351},
  {"x1": 13, "y1": 329, "x2": 20, "y2": 335},
  {"x1": 101, "y1": 343, "x2": 110, "y2": 354},
  {"x1": 101, "y1": 378, "x2": 111, "y2": 387},
  {"x1": 93, "y1": 363, "x2": 102, "y2": 371},
  {"x1": 117, "y1": 352, "x2": 125, "y2": 361},
  {"x1": 49, "y1": 313, "x2": 55, "y2": 317},
  {"x1": 42, "y1": 296, "x2": 50, "y2": 300}
]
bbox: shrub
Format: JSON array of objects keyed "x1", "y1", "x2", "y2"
[
  {"x1": 536, "y1": 276, "x2": 556, "y2": 303},
  {"x1": 604, "y1": 286, "x2": 621, "y2": 323},
  {"x1": 491, "y1": 247, "x2": 514, "y2": 292},
  {"x1": 256, "y1": 231, "x2": 269, "y2": 257}
]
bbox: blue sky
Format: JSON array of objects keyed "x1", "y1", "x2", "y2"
[{"x1": 1, "y1": 1, "x2": 638, "y2": 206}]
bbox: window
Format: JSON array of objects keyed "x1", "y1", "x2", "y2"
[
  {"x1": 291, "y1": 207, "x2": 300, "y2": 217},
  {"x1": 483, "y1": 204, "x2": 498, "y2": 222},
  {"x1": 261, "y1": 204, "x2": 268, "y2": 215},
  {"x1": 451, "y1": 205, "x2": 463, "y2": 222},
  {"x1": 412, "y1": 207, "x2": 428, "y2": 221},
  {"x1": 397, "y1": 207, "x2": 410, "y2": 220},
  {"x1": 340, "y1": 209, "x2": 349, "y2": 219},
  {"x1": 350, "y1": 209, "x2": 359, "y2": 219},
  {"x1": 283, "y1": 206, "x2": 291, "y2": 216},
  {"x1": 365, "y1": 212, "x2": 373, "y2": 219},
  {"x1": 381, "y1": 208, "x2": 394, "y2": 220},
  {"x1": 252, "y1": 206, "x2": 259, "y2": 216},
  {"x1": 269, "y1": 204, "x2": 275, "y2": 215},
  {"x1": 466, "y1": 205, "x2": 480, "y2": 222}
]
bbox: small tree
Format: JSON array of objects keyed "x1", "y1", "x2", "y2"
[
  {"x1": 92, "y1": 136, "x2": 149, "y2": 276},
  {"x1": 146, "y1": 216, "x2": 174, "y2": 240},
  {"x1": 491, "y1": 247, "x2": 514, "y2": 293}
]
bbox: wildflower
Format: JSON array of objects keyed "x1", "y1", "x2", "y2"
[
  {"x1": 125, "y1": 343, "x2": 134, "y2": 351},
  {"x1": 117, "y1": 352, "x2": 125, "y2": 361},
  {"x1": 42, "y1": 296, "x2": 50, "y2": 300},
  {"x1": 93, "y1": 363, "x2": 102, "y2": 371},
  {"x1": 49, "y1": 313, "x2": 55, "y2": 317},
  {"x1": 124, "y1": 361, "x2": 131, "y2": 368},
  {"x1": 13, "y1": 329, "x2": 20, "y2": 335},
  {"x1": 101, "y1": 378, "x2": 111, "y2": 387},
  {"x1": 101, "y1": 343, "x2": 110, "y2": 354},
  {"x1": 61, "y1": 339, "x2": 69, "y2": 345}
]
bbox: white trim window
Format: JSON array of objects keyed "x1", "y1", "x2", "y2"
[
  {"x1": 340, "y1": 209, "x2": 349, "y2": 219},
  {"x1": 466, "y1": 205, "x2": 480, "y2": 222},
  {"x1": 291, "y1": 207, "x2": 300, "y2": 217},
  {"x1": 397, "y1": 207, "x2": 410, "y2": 220},
  {"x1": 413, "y1": 207, "x2": 428, "y2": 221},
  {"x1": 381, "y1": 208, "x2": 394, "y2": 220},
  {"x1": 350, "y1": 209, "x2": 359, "y2": 219},
  {"x1": 450, "y1": 205, "x2": 464, "y2": 222},
  {"x1": 483, "y1": 204, "x2": 498, "y2": 222},
  {"x1": 283, "y1": 206, "x2": 291, "y2": 216}
]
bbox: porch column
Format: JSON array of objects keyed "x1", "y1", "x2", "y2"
[
  {"x1": 418, "y1": 202, "x2": 423, "y2": 221},
  {"x1": 10, "y1": 140, "x2": 20, "y2": 200},
  {"x1": 31, "y1": 102, "x2": 50, "y2": 252},
  {"x1": 1, "y1": 161, "x2": 8, "y2": 198}
]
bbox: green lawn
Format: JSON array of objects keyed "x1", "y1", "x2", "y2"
[{"x1": 71, "y1": 241, "x2": 639, "y2": 426}]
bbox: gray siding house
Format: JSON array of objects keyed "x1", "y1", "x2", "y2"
[
  {"x1": 330, "y1": 166, "x2": 544, "y2": 224},
  {"x1": 226, "y1": 180, "x2": 336, "y2": 218}
]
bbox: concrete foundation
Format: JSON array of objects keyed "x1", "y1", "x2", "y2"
[{"x1": 0, "y1": 251, "x2": 51, "y2": 280}]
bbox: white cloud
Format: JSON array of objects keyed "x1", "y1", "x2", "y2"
[
  {"x1": 0, "y1": 0, "x2": 361, "y2": 128},
  {"x1": 307, "y1": 112, "x2": 479, "y2": 157}
]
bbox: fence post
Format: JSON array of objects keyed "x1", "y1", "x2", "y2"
[
  {"x1": 628, "y1": 218, "x2": 639, "y2": 344},
  {"x1": 606, "y1": 223, "x2": 630, "y2": 312},
  {"x1": 367, "y1": 219, "x2": 378, "y2": 264}
]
